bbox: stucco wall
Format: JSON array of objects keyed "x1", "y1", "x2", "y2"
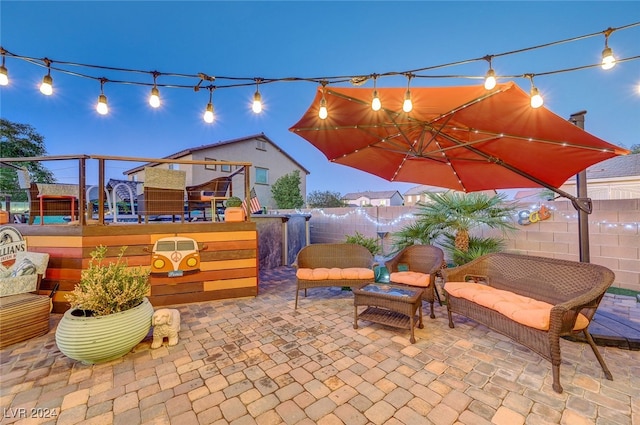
[{"x1": 282, "y1": 198, "x2": 640, "y2": 292}]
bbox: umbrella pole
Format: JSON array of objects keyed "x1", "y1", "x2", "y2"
[{"x1": 569, "y1": 111, "x2": 590, "y2": 263}]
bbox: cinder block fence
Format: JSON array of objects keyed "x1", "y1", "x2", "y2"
[{"x1": 282, "y1": 198, "x2": 640, "y2": 292}]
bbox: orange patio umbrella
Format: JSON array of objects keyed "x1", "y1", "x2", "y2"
[{"x1": 290, "y1": 82, "x2": 629, "y2": 211}]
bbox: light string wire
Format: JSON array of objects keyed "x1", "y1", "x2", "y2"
[
  {"x1": 1, "y1": 22, "x2": 639, "y2": 93},
  {"x1": 296, "y1": 205, "x2": 639, "y2": 230}
]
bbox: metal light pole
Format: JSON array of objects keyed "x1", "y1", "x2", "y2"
[{"x1": 569, "y1": 111, "x2": 591, "y2": 263}]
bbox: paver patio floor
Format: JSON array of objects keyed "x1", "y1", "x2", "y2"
[{"x1": 1, "y1": 267, "x2": 639, "y2": 424}]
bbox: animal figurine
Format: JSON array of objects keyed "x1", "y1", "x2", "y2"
[{"x1": 151, "y1": 308, "x2": 181, "y2": 349}]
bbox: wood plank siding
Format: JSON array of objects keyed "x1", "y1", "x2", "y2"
[{"x1": 16, "y1": 222, "x2": 258, "y2": 312}]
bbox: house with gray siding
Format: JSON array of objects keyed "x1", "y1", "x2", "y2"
[{"x1": 124, "y1": 133, "x2": 309, "y2": 209}]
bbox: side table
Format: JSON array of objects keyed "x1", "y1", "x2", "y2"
[{"x1": 353, "y1": 283, "x2": 424, "y2": 343}]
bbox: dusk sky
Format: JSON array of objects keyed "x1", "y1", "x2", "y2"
[{"x1": 1, "y1": 1, "x2": 639, "y2": 196}]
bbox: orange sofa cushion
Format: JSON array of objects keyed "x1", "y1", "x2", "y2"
[
  {"x1": 296, "y1": 267, "x2": 374, "y2": 281},
  {"x1": 389, "y1": 271, "x2": 430, "y2": 287},
  {"x1": 444, "y1": 282, "x2": 589, "y2": 331}
]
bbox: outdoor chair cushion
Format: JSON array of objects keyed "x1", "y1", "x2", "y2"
[
  {"x1": 389, "y1": 271, "x2": 430, "y2": 287},
  {"x1": 444, "y1": 282, "x2": 589, "y2": 331},
  {"x1": 296, "y1": 267, "x2": 374, "y2": 281}
]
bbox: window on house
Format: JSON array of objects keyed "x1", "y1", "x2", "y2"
[
  {"x1": 256, "y1": 140, "x2": 266, "y2": 151},
  {"x1": 221, "y1": 162, "x2": 231, "y2": 173},
  {"x1": 169, "y1": 163, "x2": 179, "y2": 170},
  {"x1": 255, "y1": 167, "x2": 268, "y2": 184},
  {"x1": 204, "y1": 157, "x2": 216, "y2": 170}
]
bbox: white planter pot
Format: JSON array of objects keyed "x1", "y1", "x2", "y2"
[{"x1": 55, "y1": 297, "x2": 153, "y2": 364}]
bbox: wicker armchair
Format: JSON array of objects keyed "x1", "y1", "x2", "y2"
[
  {"x1": 385, "y1": 245, "x2": 444, "y2": 319},
  {"x1": 137, "y1": 168, "x2": 186, "y2": 223}
]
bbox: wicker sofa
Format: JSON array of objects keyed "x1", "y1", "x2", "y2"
[
  {"x1": 293, "y1": 243, "x2": 377, "y2": 309},
  {"x1": 442, "y1": 252, "x2": 615, "y2": 393}
]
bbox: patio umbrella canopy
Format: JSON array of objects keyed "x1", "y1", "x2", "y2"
[{"x1": 290, "y1": 82, "x2": 629, "y2": 195}]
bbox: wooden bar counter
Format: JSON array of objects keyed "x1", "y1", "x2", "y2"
[{"x1": 14, "y1": 221, "x2": 258, "y2": 313}]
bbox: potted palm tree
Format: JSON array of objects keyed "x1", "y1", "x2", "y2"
[
  {"x1": 55, "y1": 245, "x2": 154, "y2": 364},
  {"x1": 398, "y1": 191, "x2": 516, "y2": 266},
  {"x1": 224, "y1": 196, "x2": 245, "y2": 222}
]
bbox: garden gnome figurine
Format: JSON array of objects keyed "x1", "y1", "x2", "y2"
[{"x1": 151, "y1": 308, "x2": 181, "y2": 349}]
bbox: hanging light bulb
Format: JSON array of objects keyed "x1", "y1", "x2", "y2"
[
  {"x1": 318, "y1": 82, "x2": 328, "y2": 119},
  {"x1": 371, "y1": 75, "x2": 381, "y2": 111},
  {"x1": 371, "y1": 91, "x2": 381, "y2": 111},
  {"x1": 483, "y1": 56, "x2": 497, "y2": 90},
  {"x1": 203, "y1": 87, "x2": 215, "y2": 123},
  {"x1": 0, "y1": 52, "x2": 8, "y2": 86},
  {"x1": 40, "y1": 74, "x2": 53, "y2": 95},
  {"x1": 149, "y1": 72, "x2": 160, "y2": 108},
  {"x1": 40, "y1": 60, "x2": 53, "y2": 95},
  {"x1": 528, "y1": 76, "x2": 543, "y2": 108},
  {"x1": 402, "y1": 74, "x2": 413, "y2": 113},
  {"x1": 403, "y1": 90, "x2": 412, "y2": 113},
  {"x1": 96, "y1": 94, "x2": 108, "y2": 115},
  {"x1": 252, "y1": 79, "x2": 263, "y2": 114},
  {"x1": 484, "y1": 68, "x2": 496, "y2": 90},
  {"x1": 318, "y1": 97, "x2": 328, "y2": 120},
  {"x1": 96, "y1": 79, "x2": 108, "y2": 115},
  {"x1": 149, "y1": 86, "x2": 160, "y2": 108},
  {"x1": 601, "y1": 28, "x2": 616, "y2": 70},
  {"x1": 530, "y1": 87, "x2": 543, "y2": 108}
]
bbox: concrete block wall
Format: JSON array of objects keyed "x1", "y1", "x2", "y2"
[{"x1": 284, "y1": 198, "x2": 640, "y2": 292}]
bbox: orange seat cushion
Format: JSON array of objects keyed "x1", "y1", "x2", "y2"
[
  {"x1": 444, "y1": 282, "x2": 589, "y2": 331},
  {"x1": 296, "y1": 268, "x2": 374, "y2": 281},
  {"x1": 389, "y1": 271, "x2": 430, "y2": 287}
]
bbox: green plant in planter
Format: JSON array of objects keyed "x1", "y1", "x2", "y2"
[
  {"x1": 66, "y1": 245, "x2": 150, "y2": 316},
  {"x1": 57, "y1": 245, "x2": 154, "y2": 364},
  {"x1": 225, "y1": 196, "x2": 243, "y2": 207}
]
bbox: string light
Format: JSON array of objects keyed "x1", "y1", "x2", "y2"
[
  {"x1": 484, "y1": 56, "x2": 497, "y2": 90},
  {"x1": 252, "y1": 79, "x2": 262, "y2": 114},
  {"x1": 149, "y1": 71, "x2": 160, "y2": 108},
  {"x1": 371, "y1": 74, "x2": 381, "y2": 111},
  {"x1": 527, "y1": 75, "x2": 543, "y2": 108},
  {"x1": 601, "y1": 28, "x2": 616, "y2": 70},
  {"x1": 0, "y1": 22, "x2": 638, "y2": 117},
  {"x1": 402, "y1": 74, "x2": 413, "y2": 113},
  {"x1": 203, "y1": 87, "x2": 215, "y2": 123},
  {"x1": 39, "y1": 59, "x2": 53, "y2": 95},
  {"x1": 0, "y1": 49, "x2": 8, "y2": 86},
  {"x1": 96, "y1": 78, "x2": 108, "y2": 115},
  {"x1": 318, "y1": 81, "x2": 328, "y2": 120}
]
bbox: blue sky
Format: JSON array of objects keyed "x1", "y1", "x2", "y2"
[{"x1": 1, "y1": 1, "x2": 639, "y2": 196}]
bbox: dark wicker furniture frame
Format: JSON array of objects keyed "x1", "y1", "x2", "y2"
[
  {"x1": 385, "y1": 244, "x2": 444, "y2": 319},
  {"x1": 442, "y1": 252, "x2": 614, "y2": 393},
  {"x1": 293, "y1": 243, "x2": 376, "y2": 309},
  {"x1": 353, "y1": 283, "x2": 424, "y2": 343}
]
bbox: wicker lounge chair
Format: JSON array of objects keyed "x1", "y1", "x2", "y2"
[
  {"x1": 18, "y1": 168, "x2": 78, "y2": 225},
  {"x1": 186, "y1": 168, "x2": 243, "y2": 221}
]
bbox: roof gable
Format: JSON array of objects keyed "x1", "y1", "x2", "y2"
[
  {"x1": 124, "y1": 133, "x2": 309, "y2": 175},
  {"x1": 343, "y1": 190, "x2": 402, "y2": 200}
]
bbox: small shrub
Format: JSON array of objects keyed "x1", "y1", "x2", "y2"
[
  {"x1": 66, "y1": 246, "x2": 150, "y2": 316},
  {"x1": 346, "y1": 231, "x2": 381, "y2": 256}
]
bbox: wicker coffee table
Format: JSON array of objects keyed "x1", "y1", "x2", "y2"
[{"x1": 353, "y1": 283, "x2": 424, "y2": 343}]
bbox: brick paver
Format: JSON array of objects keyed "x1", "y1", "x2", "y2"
[{"x1": 0, "y1": 267, "x2": 638, "y2": 424}]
